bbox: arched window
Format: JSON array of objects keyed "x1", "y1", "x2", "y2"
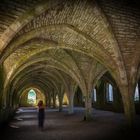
[
  {"x1": 134, "y1": 84, "x2": 139, "y2": 102},
  {"x1": 106, "y1": 83, "x2": 113, "y2": 102},
  {"x1": 92, "y1": 88, "x2": 97, "y2": 102},
  {"x1": 28, "y1": 89, "x2": 36, "y2": 104}
]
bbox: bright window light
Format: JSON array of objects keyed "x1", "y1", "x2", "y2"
[{"x1": 28, "y1": 89, "x2": 36, "y2": 104}]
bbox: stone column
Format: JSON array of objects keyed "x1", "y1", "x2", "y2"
[
  {"x1": 52, "y1": 92, "x2": 56, "y2": 108},
  {"x1": 58, "y1": 98, "x2": 63, "y2": 112},
  {"x1": 58, "y1": 94, "x2": 63, "y2": 112},
  {"x1": 68, "y1": 93, "x2": 74, "y2": 114},
  {"x1": 0, "y1": 64, "x2": 4, "y2": 108},
  {"x1": 84, "y1": 94, "x2": 92, "y2": 121},
  {"x1": 120, "y1": 85, "x2": 136, "y2": 126},
  {"x1": 47, "y1": 94, "x2": 51, "y2": 108}
]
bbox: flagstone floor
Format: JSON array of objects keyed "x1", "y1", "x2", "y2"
[{"x1": 1, "y1": 107, "x2": 140, "y2": 140}]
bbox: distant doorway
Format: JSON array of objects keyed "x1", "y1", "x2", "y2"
[
  {"x1": 20, "y1": 87, "x2": 46, "y2": 107},
  {"x1": 27, "y1": 89, "x2": 37, "y2": 105}
]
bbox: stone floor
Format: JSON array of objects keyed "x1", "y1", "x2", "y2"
[{"x1": 1, "y1": 107, "x2": 140, "y2": 140}]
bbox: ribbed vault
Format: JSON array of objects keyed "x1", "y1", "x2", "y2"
[{"x1": 0, "y1": 0, "x2": 139, "y2": 124}]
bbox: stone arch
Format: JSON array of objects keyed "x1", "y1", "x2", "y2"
[{"x1": 19, "y1": 87, "x2": 46, "y2": 107}]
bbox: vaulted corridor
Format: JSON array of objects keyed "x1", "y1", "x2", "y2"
[
  {"x1": 1, "y1": 107, "x2": 140, "y2": 140},
  {"x1": 0, "y1": 0, "x2": 140, "y2": 139}
]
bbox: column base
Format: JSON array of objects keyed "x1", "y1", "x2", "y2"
[{"x1": 84, "y1": 111, "x2": 93, "y2": 121}]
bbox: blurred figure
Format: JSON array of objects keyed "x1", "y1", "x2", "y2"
[{"x1": 37, "y1": 100, "x2": 45, "y2": 131}]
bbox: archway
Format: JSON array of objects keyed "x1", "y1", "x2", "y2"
[
  {"x1": 92, "y1": 72, "x2": 123, "y2": 112},
  {"x1": 19, "y1": 87, "x2": 46, "y2": 107},
  {"x1": 27, "y1": 89, "x2": 37, "y2": 105}
]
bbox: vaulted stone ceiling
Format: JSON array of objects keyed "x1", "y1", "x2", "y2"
[{"x1": 0, "y1": 0, "x2": 140, "y2": 110}]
